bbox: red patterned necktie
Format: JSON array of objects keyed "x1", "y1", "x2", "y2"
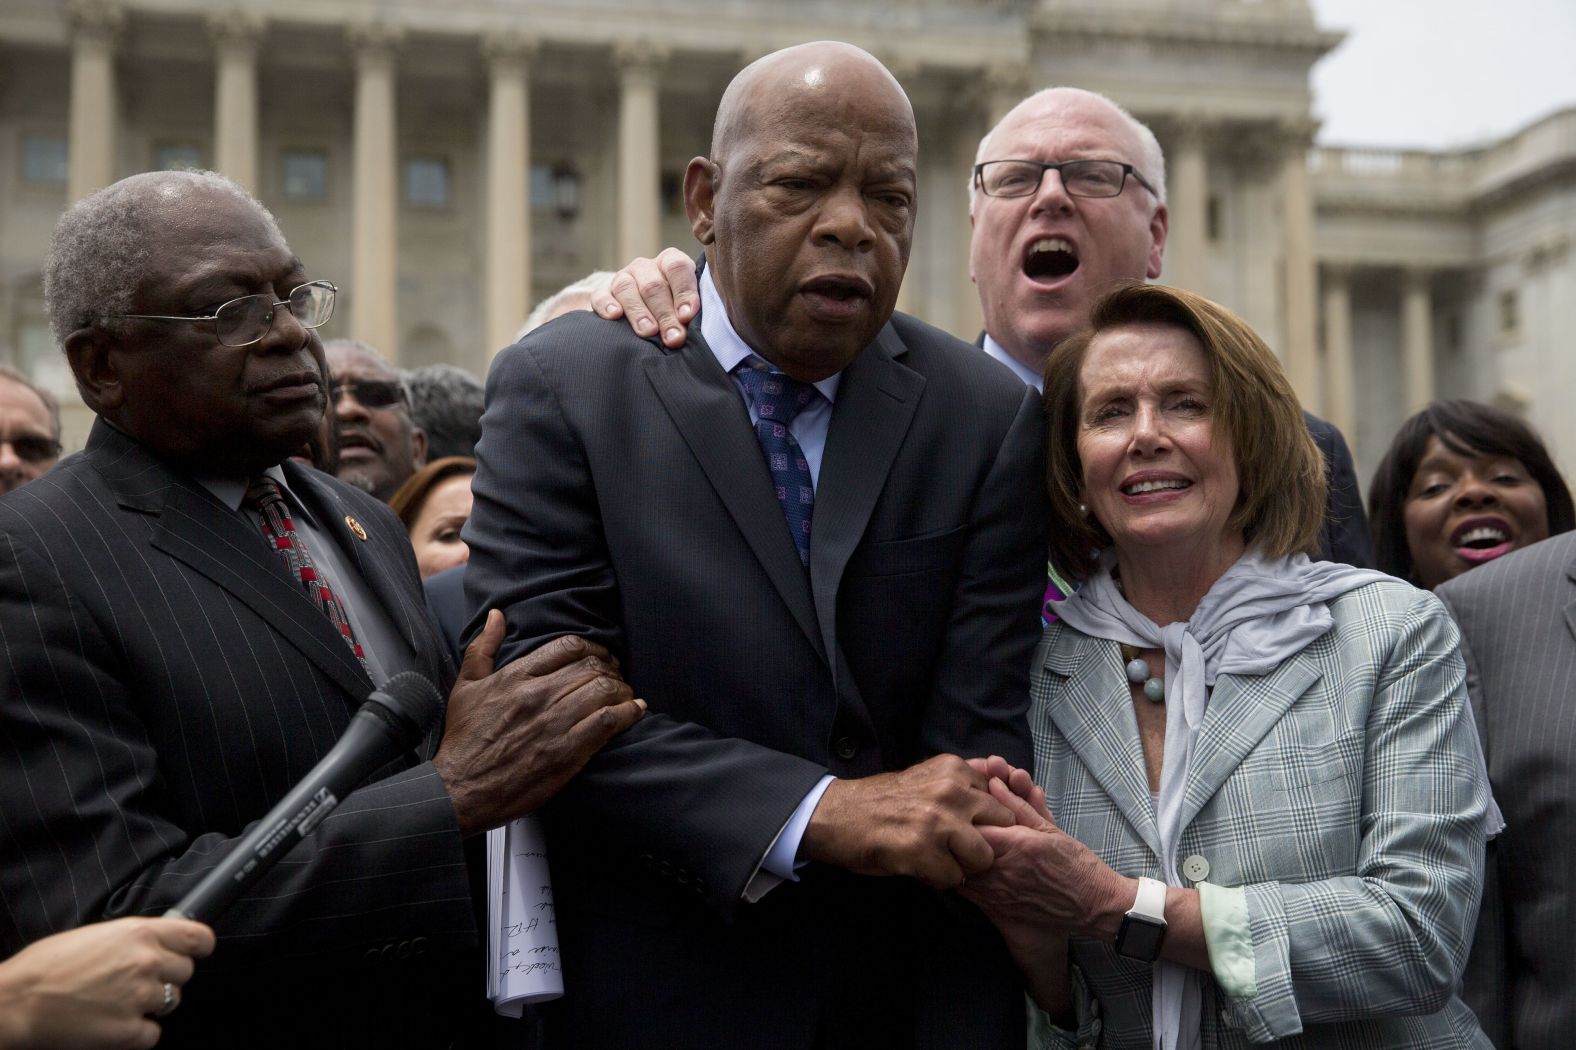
[{"x1": 244, "y1": 476, "x2": 368, "y2": 670}]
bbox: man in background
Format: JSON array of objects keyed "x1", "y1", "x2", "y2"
[
  {"x1": 0, "y1": 365, "x2": 61, "y2": 497},
  {"x1": 326, "y1": 337, "x2": 427, "y2": 501}
]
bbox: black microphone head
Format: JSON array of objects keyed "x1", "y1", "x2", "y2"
[{"x1": 362, "y1": 671, "x2": 444, "y2": 748}]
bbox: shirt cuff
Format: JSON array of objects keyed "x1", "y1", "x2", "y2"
[
  {"x1": 741, "y1": 774, "x2": 836, "y2": 903},
  {"x1": 1198, "y1": 881, "x2": 1256, "y2": 998}
]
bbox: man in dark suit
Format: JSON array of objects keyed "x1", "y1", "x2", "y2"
[
  {"x1": 596, "y1": 87, "x2": 1372, "y2": 568},
  {"x1": 0, "y1": 169, "x2": 643, "y2": 1048},
  {"x1": 465, "y1": 43, "x2": 1041, "y2": 1049},
  {"x1": 1437, "y1": 533, "x2": 1576, "y2": 1049}
]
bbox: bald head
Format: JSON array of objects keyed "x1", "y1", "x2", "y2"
[
  {"x1": 687, "y1": 42, "x2": 918, "y2": 383},
  {"x1": 711, "y1": 42, "x2": 915, "y2": 162}
]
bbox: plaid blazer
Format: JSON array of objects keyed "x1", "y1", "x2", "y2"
[{"x1": 1031, "y1": 579, "x2": 1491, "y2": 1049}]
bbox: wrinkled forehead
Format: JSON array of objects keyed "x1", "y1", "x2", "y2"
[
  {"x1": 987, "y1": 96, "x2": 1142, "y2": 163},
  {"x1": 0, "y1": 378, "x2": 53, "y2": 431},
  {"x1": 327, "y1": 345, "x2": 398, "y2": 383}
]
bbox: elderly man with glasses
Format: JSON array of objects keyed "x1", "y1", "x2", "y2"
[
  {"x1": 0, "y1": 169, "x2": 645, "y2": 1047},
  {"x1": 0, "y1": 364, "x2": 62, "y2": 496}
]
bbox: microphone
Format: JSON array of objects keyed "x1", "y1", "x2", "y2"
[{"x1": 164, "y1": 672, "x2": 444, "y2": 924}]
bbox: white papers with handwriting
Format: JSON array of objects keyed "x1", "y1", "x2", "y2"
[{"x1": 485, "y1": 816, "x2": 563, "y2": 1016}]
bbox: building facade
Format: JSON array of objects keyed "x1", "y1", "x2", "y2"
[{"x1": 1, "y1": 0, "x2": 1572, "y2": 486}]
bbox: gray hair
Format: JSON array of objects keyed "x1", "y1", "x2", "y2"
[
  {"x1": 44, "y1": 169, "x2": 285, "y2": 344},
  {"x1": 968, "y1": 86, "x2": 1168, "y2": 211},
  {"x1": 516, "y1": 271, "x2": 617, "y2": 340},
  {"x1": 322, "y1": 337, "x2": 412, "y2": 403},
  {"x1": 403, "y1": 364, "x2": 484, "y2": 460},
  {"x1": 0, "y1": 364, "x2": 61, "y2": 441}
]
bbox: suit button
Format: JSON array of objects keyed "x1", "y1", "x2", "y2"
[
  {"x1": 833, "y1": 736, "x2": 857, "y2": 760},
  {"x1": 1182, "y1": 855, "x2": 1210, "y2": 882}
]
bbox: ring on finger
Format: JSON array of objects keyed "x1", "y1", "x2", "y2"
[{"x1": 155, "y1": 981, "x2": 178, "y2": 1017}]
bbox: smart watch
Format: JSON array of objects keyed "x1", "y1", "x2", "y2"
[{"x1": 1114, "y1": 876, "x2": 1168, "y2": 962}]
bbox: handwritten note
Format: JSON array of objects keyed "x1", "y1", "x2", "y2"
[{"x1": 485, "y1": 816, "x2": 563, "y2": 1016}]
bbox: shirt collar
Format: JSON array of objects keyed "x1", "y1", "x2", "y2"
[
  {"x1": 982, "y1": 332, "x2": 1045, "y2": 392},
  {"x1": 196, "y1": 463, "x2": 301, "y2": 518},
  {"x1": 699, "y1": 266, "x2": 842, "y2": 404}
]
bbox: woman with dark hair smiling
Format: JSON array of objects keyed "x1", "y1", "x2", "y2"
[
  {"x1": 961, "y1": 284, "x2": 1493, "y2": 1048},
  {"x1": 1368, "y1": 399, "x2": 1574, "y2": 590}
]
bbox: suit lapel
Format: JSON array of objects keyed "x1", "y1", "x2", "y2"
[
  {"x1": 286, "y1": 464, "x2": 435, "y2": 671},
  {"x1": 83, "y1": 422, "x2": 373, "y2": 702},
  {"x1": 810, "y1": 324, "x2": 924, "y2": 674},
  {"x1": 643, "y1": 329, "x2": 826, "y2": 665},
  {"x1": 1562, "y1": 556, "x2": 1576, "y2": 649},
  {"x1": 1177, "y1": 655, "x2": 1323, "y2": 832},
  {"x1": 1044, "y1": 630, "x2": 1163, "y2": 857},
  {"x1": 140, "y1": 471, "x2": 375, "y2": 702}
]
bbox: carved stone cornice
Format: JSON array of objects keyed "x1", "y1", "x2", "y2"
[
  {"x1": 347, "y1": 20, "x2": 405, "y2": 63},
  {"x1": 206, "y1": 9, "x2": 267, "y2": 54},
  {"x1": 1029, "y1": 7, "x2": 1343, "y2": 57},
  {"x1": 66, "y1": 0, "x2": 125, "y2": 44},
  {"x1": 481, "y1": 30, "x2": 540, "y2": 70},
  {"x1": 612, "y1": 40, "x2": 670, "y2": 80}
]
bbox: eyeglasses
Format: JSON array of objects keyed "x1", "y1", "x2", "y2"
[
  {"x1": 116, "y1": 280, "x2": 337, "y2": 348},
  {"x1": 1, "y1": 435, "x2": 61, "y2": 463},
  {"x1": 973, "y1": 159, "x2": 1158, "y2": 200},
  {"x1": 331, "y1": 379, "x2": 405, "y2": 410}
]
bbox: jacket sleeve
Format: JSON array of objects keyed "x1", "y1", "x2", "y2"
[
  {"x1": 1221, "y1": 589, "x2": 1488, "y2": 1041},
  {"x1": 0, "y1": 528, "x2": 476, "y2": 969}
]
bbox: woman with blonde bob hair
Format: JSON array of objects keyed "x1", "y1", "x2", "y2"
[{"x1": 964, "y1": 284, "x2": 1494, "y2": 1048}]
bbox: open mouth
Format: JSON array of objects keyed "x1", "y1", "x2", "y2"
[
  {"x1": 1121, "y1": 478, "x2": 1191, "y2": 496},
  {"x1": 1024, "y1": 237, "x2": 1079, "y2": 282},
  {"x1": 1451, "y1": 517, "x2": 1514, "y2": 563},
  {"x1": 800, "y1": 274, "x2": 873, "y2": 319},
  {"x1": 337, "y1": 431, "x2": 380, "y2": 460}
]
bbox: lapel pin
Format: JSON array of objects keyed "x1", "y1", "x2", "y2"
[{"x1": 344, "y1": 515, "x2": 368, "y2": 541}]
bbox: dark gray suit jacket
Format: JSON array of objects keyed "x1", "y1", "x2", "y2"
[
  {"x1": 1437, "y1": 533, "x2": 1576, "y2": 1049},
  {"x1": 465, "y1": 308, "x2": 1045, "y2": 1049},
  {"x1": 0, "y1": 421, "x2": 490, "y2": 1048}
]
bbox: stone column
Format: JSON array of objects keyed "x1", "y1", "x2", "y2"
[
  {"x1": 348, "y1": 23, "x2": 402, "y2": 359},
  {"x1": 1277, "y1": 121, "x2": 1320, "y2": 410},
  {"x1": 66, "y1": 0, "x2": 124, "y2": 203},
  {"x1": 1401, "y1": 268, "x2": 1435, "y2": 413},
  {"x1": 615, "y1": 44, "x2": 664, "y2": 264},
  {"x1": 1166, "y1": 116, "x2": 1209, "y2": 295},
  {"x1": 483, "y1": 34, "x2": 536, "y2": 355},
  {"x1": 1321, "y1": 265, "x2": 1355, "y2": 440},
  {"x1": 209, "y1": 13, "x2": 265, "y2": 191}
]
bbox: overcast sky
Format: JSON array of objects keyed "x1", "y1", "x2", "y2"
[{"x1": 1309, "y1": 0, "x2": 1576, "y2": 150}]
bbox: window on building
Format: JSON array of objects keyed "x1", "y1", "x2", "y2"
[
  {"x1": 529, "y1": 164, "x2": 554, "y2": 210},
  {"x1": 404, "y1": 157, "x2": 450, "y2": 209},
  {"x1": 155, "y1": 144, "x2": 203, "y2": 172},
  {"x1": 282, "y1": 150, "x2": 328, "y2": 201},
  {"x1": 1498, "y1": 290, "x2": 1519, "y2": 336},
  {"x1": 22, "y1": 136, "x2": 68, "y2": 184}
]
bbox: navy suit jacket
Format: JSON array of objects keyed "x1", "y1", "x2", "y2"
[
  {"x1": 466, "y1": 307, "x2": 1045, "y2": 1049},
  {"x1": 0, "y1": 421, "x2": 494, "y2": 1048}
]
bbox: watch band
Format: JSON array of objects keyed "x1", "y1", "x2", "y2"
[{"x1": 1129, "y1": 876, "x2": 1167, "y2": 922}]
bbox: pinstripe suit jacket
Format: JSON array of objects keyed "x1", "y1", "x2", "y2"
[
  {"x1": 1437, "y1": 533, "x2": 1576, "y2": 1050},
  {"x1": 0, "y1": 421, "x2": 487, "y2": 1048},
  {"x1": 1032, "y1": 579, "x2": 1490, "y2": 1049}
]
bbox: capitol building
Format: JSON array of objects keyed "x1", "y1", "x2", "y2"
[{"x1": 1, "y1": 0, "x2": 1572, "y2": 483}]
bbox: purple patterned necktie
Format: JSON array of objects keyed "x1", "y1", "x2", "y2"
[
  {"x1": 734, "y1": 360, "x2": 820, "y2": 567},
  {"x1": 244, "y1": 476, "x2": 368, "y2": 670}
]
